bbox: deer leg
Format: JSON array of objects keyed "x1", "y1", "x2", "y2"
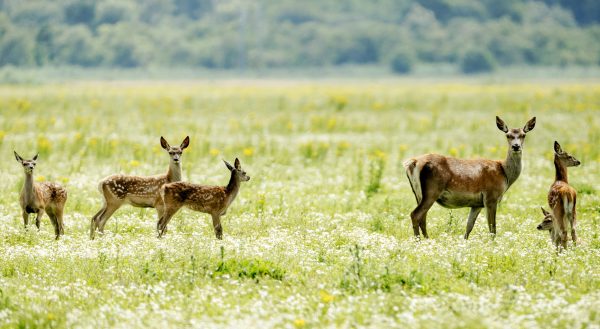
[
  {"x1": 155, "y1": 201, "x2": 165, "y2": 231},
  {"x1": 570, "y1": 200, "x2": 577, "y2": 246},
  {"x1": 34, "y1": 210, "x2": 44, "y2": 230},
  {"x1": 552, "y1": 206, "x2": 567, "y2": 250},
  {"x1": 46, "y1": 208, "x2": 60, "y2": 239},
  {"x1": 409, "y1": 181, "x2": 441, "y2": 239},
  {"x1": 211, "y1": 214, "x2": 223, "y2": 240},
  {"x1": 484, "y1": 201, "x2": 498, "y2": 236},
  {"x1": 90, "y1": 205, "x2": 107, "y2": 239},
  {"x1": 55, "y1": 207, "x2": 65, "y2": 236},
  {"x1": 157, "y1": 206, "x2": 181, "y2": 238},
  {"x1": 464, "y1": 207, "x2": 482, "y2": 239},
  {"x1": 22, "y1": 210, "x2": 29, "y2": 229},
  {"x1": 96, "y1": 202, "x2": 122, "y2": 233}
]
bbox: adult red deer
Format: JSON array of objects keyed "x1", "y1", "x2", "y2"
[{"x1": 403, "y1": 116, "x2": 536, "y2": 239}]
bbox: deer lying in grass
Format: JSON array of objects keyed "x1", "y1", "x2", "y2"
[
  {"x1": 403, "y1": 116, "x2": 536, "y2": 239},
  {"x1": 537, "y1": 141, "x2": 580, "y2": 249},
  {"x1": 14, "y1": 151, "x2": 67, "y2": 239},
  {"x1": 90, "y1": 136, "x2": 189, "y2": 239},
  {"x1": 156, "y1": 158, "x2": 250, "y2": 239}
]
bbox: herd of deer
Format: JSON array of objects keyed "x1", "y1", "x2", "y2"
[{"x1": 13, "y1": 116, "x2": 580, "y2": 251}]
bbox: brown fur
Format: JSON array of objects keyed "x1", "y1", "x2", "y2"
[
  {"x1": 403, "y1": 116, "x2": 536, "y2": 239},
  {"x1": 156, "y1": 158, "x2": 250, "y2": 239},
  {"x1": 546, "y1": 141, "x2": 580, "y2": 249},
  {"x1": 15, "y1": 152, "x2": 67, "y2": 239},
  {"x1": 90, "y1": 136, "x2": 189, "y2": 239}
]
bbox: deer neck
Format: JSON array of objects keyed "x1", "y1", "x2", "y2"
[
  {"x1": 166, "y1": 161, "x2": 182, "y2": 182},
  {"x1": 502, "y1": 149, "x2": 522, "y2": 187},
  {"x1": 23, "y1": 171, "x2": 35, "y2": 203},
  {"x1": 554, "y1": 156, "x2": 568, "y2": 183},
  {"x1": 225, "y1": 172, "x2": 240, "y2": 200}
]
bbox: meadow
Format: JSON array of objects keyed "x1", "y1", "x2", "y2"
[{"x1": 0, "y1": 80, "x2": 599, "y2": 328}]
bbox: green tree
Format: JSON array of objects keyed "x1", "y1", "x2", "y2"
[
  {"x1": 0, "y1": 31, "x2": 35, "y2": 66},
  {"x1": 460, "y1": 48, "x2": 496, "y2": 73}
]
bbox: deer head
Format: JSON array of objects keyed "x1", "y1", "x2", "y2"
[
  {"x1": 496, "y1": 116, "x2": 536, "y2": 153},
  {"x1": 224, "y1": 158, "x2": 250, "y2": 182},
  {"x1": 553, "y1": 141, "x2": 580, "y2": 167},
  {"x1": 537, "y1": 207, "x2": 553, "y2": 231},
  {"x1": 14, "y1": 151, "x2": 38, "y2": 174},
  {"x1": 160, "y1": 136, "x2": 190, "y2": 164}
]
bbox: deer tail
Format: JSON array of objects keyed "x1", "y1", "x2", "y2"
[{"x1": 403, "y1": 158, "x2": 422, "y2": 204}]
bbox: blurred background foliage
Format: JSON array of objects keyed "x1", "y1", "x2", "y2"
[{"x1": 0, "y1": 0, "x2": 598, "y2": 74}]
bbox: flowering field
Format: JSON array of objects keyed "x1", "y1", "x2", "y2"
[{"x1": 0, "y1": 81, "x2": 599, "y2": 328}]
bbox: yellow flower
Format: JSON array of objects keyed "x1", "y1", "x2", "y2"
[
  {"x1": 371, "y1": 149, "x2": 387, "y2": 160},
  {"x1": 327, "y1": 117, "x2": 337, "y2": 130},
  {"x1": 37, "y1": 136, "x2": 51, "y2": 153},
  {"x1": 293, "y1": 319, "x2": 306, "y2": 328},
  {"x1": 129, "y1": 160, "x2": 140, "y2": 167},
  {"x1": 209, "y1": 149, "x2": 220, "y2": 157},
  {"x1": 36, "y1": 175, "x2": 46, "y2": 182},
  {"x1": 449, "y1": 147, "x2": 459, "y2": 157},
  {"x1": 243, "y1": 147, "x2": 254, "y2": 157},
  {"x1": 320, "y1": 290, "x2": 334, "y2": 303}
]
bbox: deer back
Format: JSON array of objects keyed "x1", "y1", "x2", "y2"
[
  {"x1": 101, "y1": 173, "x2": 170, "y2": 206},
  {"x1": 162, "y1": 182, "x2": 228, "y2": 214}
]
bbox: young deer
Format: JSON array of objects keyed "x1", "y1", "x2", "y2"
[
  {"x1": 156, "y1": 158, "x2": 250, "y2": 239},
  {"x1": 542, "y1": 141, "x2": 580, "y2": 249},
  {"x1": 90, "y1": 136, "x2": 189, "y2": 239},
  {"x1": 403, "y1": 116, "x2": 536, "y2": 239},
  {"x1": 14, "y1": 151, "x2": 67, "y2": 239},
  {"x1": 537, "y1": 207, "x2": 559, "y2": 246}
]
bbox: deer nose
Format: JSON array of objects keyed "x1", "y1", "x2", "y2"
[
  {"x1": 536, "y1": 224, "x2": 542, "y2": 230},
  {"x1": 512, "y1": 144, "x2": 521, "y2": 151}
]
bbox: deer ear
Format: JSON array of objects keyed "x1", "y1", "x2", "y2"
[
  {"x1": 553, "y1": 141, "x2": 563, "y2": 154},
  {"x1": 541, "y1": 207, "x2": 550, "y2": 216},
  {"x1": 180, "y1": 136, "x2": 190, "y2": 149},
  {"x1": 32, "y1": 153, "x2": 39, "y2": 161},
  {"x1": 14, "y1": 151, "x2": 23, "y2": 163},
  {"x1": 523, "y1": 117, "x2": 536, "y2": 133},
  {"x1": 223, "y1": 160, "x2": 234, "y2": 171},
  {"x1": 234, "y1": 158, "x2": 241, "y2": 169},
  {"x1": 496, "y1": 116, "x2": 508, "y2": 133},
  {"x1": 160, "y1": 136, "x2": 170, "y2": 150}
]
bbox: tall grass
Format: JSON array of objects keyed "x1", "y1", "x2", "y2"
[{"x1": 0, "y1": 81, "x2": 598, "y2": 328}]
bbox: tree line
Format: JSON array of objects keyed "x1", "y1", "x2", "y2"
[{"x1": 0, "y1": 0, "x2": 598, "y2": 74}]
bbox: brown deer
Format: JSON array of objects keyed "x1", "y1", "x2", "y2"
[
  {"x1": 537, "y1": 207, "x2": 559, "y2": 247},
  {"x1": 403, "y1": 116, "x2": 536, "y2": 239},
  {"x1": 90, "y1": 136, "x2": 189, "y2": 239},
  {"x1": 14, "y1": 151, "x2": 67, "y2": 239},
  {"x1": 541, "y1": 141, "x2": 580, "y2": 249},
  {"x1": 156, "y1": 158, "x2": 250, "y2": 239}
]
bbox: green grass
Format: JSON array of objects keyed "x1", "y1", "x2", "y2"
[{"x1": 0, "y1": 81, "x2": 599, "y2": 328}]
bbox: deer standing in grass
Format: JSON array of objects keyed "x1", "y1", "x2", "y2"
[
  {"x1": 14, "y1": 151, "x2": 67, "y2": 239},
  {"x1": 90, "y1": 136, "x2": 189, "y2": 239},
  {"x1": 156, "y1": 158, "x2": 250, "y2": 239},
  {"x1": 403, "y1": 116, "x2": 536, "y2": 239},
  {"x1": 537, "y1": 141, "x2": 580, "y2": 249}
]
